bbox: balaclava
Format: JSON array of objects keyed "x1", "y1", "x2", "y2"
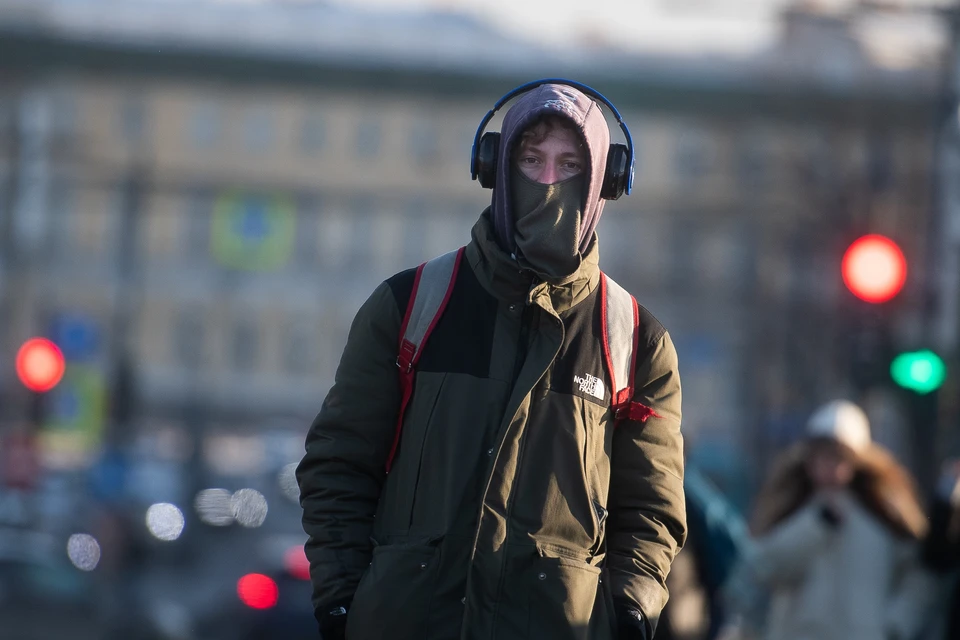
[{"x1": 491, "y1": 83, "x2": 611, "y2": 268}]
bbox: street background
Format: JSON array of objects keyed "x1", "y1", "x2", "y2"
[{"x1": 0, "y1": 0, "x2": 958, "y2": 638}]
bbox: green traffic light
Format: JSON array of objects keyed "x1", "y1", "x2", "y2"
[{"x1": 890, "y1": 349, "x2": 946, "y2": 394}]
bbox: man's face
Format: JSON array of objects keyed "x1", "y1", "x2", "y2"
[{"x1": 514, "y1": 122, "x2": 586, "y2": 185}]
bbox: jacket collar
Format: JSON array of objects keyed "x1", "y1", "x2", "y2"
[{"x1": 464, "y1": 209, "x2": 601, "y2": 314}]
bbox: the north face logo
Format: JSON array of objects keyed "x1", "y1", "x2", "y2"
[{"x1": 574, "y1": 374, "x2": 605, "y2": 401}]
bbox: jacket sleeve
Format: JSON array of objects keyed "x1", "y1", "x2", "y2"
[
  {"x1": 744, "y1": 500, "x2": 834, "y2": 587},
  {"x1": 296, "y1": 281, "x2": 402, "y2": 611},
  {"x1": 606, "y1": 329, "x2": 686, "y2": 633}
]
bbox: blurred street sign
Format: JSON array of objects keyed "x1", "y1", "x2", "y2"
[
  {"x1": 49, "y1": 314, "x2": 100, "y2": 362},
  {"x1": 38, "y1": 365, "x2": 106, "y2": 470},
  {"x1": 89, "y1": 448, "x2": 128, "y2": 504},
  {"x1": 211, "y1": 192, "x2": 296, "y2": 270}
]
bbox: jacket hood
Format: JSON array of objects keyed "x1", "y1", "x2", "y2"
[{"x1": 491, "y1": 83, "x2": 610, "y2": 255}]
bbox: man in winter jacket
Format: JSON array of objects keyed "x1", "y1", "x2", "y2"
[{"x1": 297, "y1": 80, "x2": 686, "y2": 640}]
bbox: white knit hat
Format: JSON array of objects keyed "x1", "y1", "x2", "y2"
[{"x1": 806, "y1": 400, "x2": 871, "y2": 454}]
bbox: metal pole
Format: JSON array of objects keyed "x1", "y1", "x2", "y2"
[{"x1": 930, "y1": 5, "x2": 960, "y2": 462}]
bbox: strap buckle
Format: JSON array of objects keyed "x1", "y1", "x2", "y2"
[{"x1": 397, "y1": 339, "x2": 417, "y2": 373}]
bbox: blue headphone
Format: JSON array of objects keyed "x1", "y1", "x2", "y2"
[{"x1": 469, "y1": 78, "x2": 635, "y2": 200}]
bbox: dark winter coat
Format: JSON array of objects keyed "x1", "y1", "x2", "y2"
[{"x1": 297, "y1": 212, "x2": 686, "y2": 640}]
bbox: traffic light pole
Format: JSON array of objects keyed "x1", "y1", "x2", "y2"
[{"x1": 933, "y1": 5, "x2": 960, "y2": 458}]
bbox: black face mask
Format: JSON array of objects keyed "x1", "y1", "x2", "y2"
[{"x1": 510, "y1": 166, "x2": 585, "y2": 283}]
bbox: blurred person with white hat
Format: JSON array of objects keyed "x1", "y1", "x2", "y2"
[{"x1": 738, "y1": 400, "x2": 934, "y2": 640}]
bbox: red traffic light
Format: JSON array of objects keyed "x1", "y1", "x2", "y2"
[
  {"x1": 15, "y1": 338, "x2": 66, "y2": 392},
  {"x1": 841, "y1": 235, "x2": 907, "y2": 303}
]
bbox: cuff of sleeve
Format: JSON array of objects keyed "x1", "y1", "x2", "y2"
[
  {"x1": 609, "y1": 572, "x2": 666, "y2": 635},
  {"x1": 315, "y1": 597, "x2": 352, "y2": 635},
  {"x1": 613, "y1": 598, "x2": 650, "y2": 640}
]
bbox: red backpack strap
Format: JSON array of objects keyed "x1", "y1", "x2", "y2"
[
  {"x1": 386, "y1": 247, "x2": 465, "y2": 472},
  {"x1": 600, "y1": 273, "x2": 659, "y2": 425}
]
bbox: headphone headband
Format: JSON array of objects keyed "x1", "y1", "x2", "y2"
[{"x1": 469, "y1": 78, "x2": 635, "y2": 195}]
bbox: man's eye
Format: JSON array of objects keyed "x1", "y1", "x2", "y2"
[
  {"x1": 521, "y1": 157, "x2": 540, "y2": 165},
  {"x1": 563, "y1": 162, "x2": 582, "y2": 172}
]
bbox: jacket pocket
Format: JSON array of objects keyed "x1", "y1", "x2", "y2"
[
  {"x1": 528, "y1": 554, "x2": 602, "y2": 640},
  {"x1": 345, "y1": 541, "x2": 440, "y2": 640}
]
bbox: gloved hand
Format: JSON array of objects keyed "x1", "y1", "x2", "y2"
[
  {"x1": 613, "y1": 598, "x2": 650, "y2": 640},
  {"x1": 316, "y1": 597, "x2": 351, "y2": 640}
]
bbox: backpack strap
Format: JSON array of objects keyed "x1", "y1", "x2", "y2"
[
  {"x1": 600, "y1": 273, "x2": 659, "y2": 425},
  {"x1": 386, "y1": 247, "x2": 465, "y2": 472}
]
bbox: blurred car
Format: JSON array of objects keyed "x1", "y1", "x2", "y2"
[
  {"x1": 0, "y1": 524, "x2": 176, "y2": 640},
  {"x1": 194, "y1": 533, "x2": 316, "y2": 640},
  {"x1": 0, "y1": 527, "x2": 101, "y2": 639}
]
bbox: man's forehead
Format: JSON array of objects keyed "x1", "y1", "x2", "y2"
[{"x1": 519, "y1": 128, "x2": 583, "y2": 150}]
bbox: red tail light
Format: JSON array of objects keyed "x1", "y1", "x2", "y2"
[
  {"x1": 237, "y1": 573, "x2": 279, "y2": 609},
  {"x1": 284, "y1": 545, "x2": 311, "y2": 581}
]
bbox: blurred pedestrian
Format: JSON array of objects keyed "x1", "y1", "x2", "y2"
[
  {"x1": 742, "y1": 400, "x2": 931, "y2": 640},
  {"x1": 297, "y1": 79, "x2": 685, "y2": 640},
  {"x1": 658, "y1": 464, "x2": 751, "y2": 640},
  {"x1": 920, "y1": 459, "x2": 960, "y2": 640}
]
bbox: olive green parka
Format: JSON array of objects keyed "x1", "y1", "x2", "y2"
[{"x1": 297, "y1": 213, "x2": 685, "y2": 640}]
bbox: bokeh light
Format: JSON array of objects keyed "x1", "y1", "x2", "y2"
[
  {"x1": 146, "y1": 503, "x2": 186, "y2": 541},
  {"x1": 16, "y1": 338, "x2": 66, "y2": 392},
  {"x1": 194, "y1": 488, "x2": 235, "y2": 526},
  {"x1": 284, "y1": 545, "x2": 311, "y2": 581},
  {"x1": 278, "y1": 462, "x2": 300, "y2": 502},
  {"x1": 231, "y1": 488, "x2": 268, "y2": 528},
  {"x1": 237, "y1": 573, "x2": 279, "y2": 609},
  {"x1": 66, "y1": 533, "x2": 101, "y2": 571},
  {"x1": 841, "y1": 234, "x2": 907, "y2": 303}
]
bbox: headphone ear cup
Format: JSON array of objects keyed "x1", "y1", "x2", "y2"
[
  {"x1": 476, "y1": 132, "x2": 500, "y2": 189},
  {"x1": 601, "y1": 143, "x2": 629, "y2": 200}
]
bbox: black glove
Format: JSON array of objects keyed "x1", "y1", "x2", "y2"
[
  {"x1": 613, "y1": 598, "x2": 650, "y2": 640},
  {"x1": 316, "y1": 597, "x2": 351, "y2": 640}
]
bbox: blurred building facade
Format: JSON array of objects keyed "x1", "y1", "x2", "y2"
[{"x1": 0, "y1": 1, "x2": 945, "y2": 505}]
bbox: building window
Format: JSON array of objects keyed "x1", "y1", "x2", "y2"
[
  {"x1": 674, "y1": 128, "x2": 710, "y2": 185},
  {"x1": 49, "y1": 88, "x2": 78, "y2": 138},
  {"x1": 800, "y1": 132, "x2": 835, "y2": 191},
  {"x1": 738, "y1": 131, "x2": 773, "y2": 190},
  {"x1": 119, "y1": 96, "x2": 147, "y2": 145},
  {"x1": 355, "y1": 118, "x2": 381, "y2": 158},
  {"x1": 300, "y1": 111, "x2": 326, "y2": 155},
  {"x1": 295, "y1": 197, "x2": 321, "y2": 266},
  {"x1": 49, "y1": 183, "x2": 76, "y2": 258},
  {"x1": 230, "y1": 316, "x2": 261, "y2": 372},
  {"x1": 175, "y1": 307, "x2": 205, "y2": 370},
  {"x1": 183, "y1": 190, "x2": 212, "y2": 261},
  {"x1": 409, "y1": 118, "x2": 438, "y2": 166},
  {"x1": 188, "y1": 102, "x2": 221, "y2": 149},
  {"x1": 281, "y1": 319, "x2": 317, "y2": 375},
  {"x1": 867, "y1": 135, "x2": 894, "y2": 192},
  {"x1": 243, "y1": 106, "x2": 274, "y2": 152}
]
